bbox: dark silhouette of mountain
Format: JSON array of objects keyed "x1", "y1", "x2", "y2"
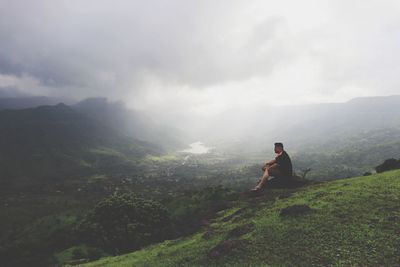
[{"x1": 0, "y1": 103, "x2": 161, "y2": 191}]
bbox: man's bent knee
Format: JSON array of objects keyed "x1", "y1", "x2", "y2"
[{"x1": 269, "y1": 167, "x2": 284, "y2": 178}]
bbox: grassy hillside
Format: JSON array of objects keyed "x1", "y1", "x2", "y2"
[{"x1": 78, "y1": 170, "x2": 400, "y2": 267}]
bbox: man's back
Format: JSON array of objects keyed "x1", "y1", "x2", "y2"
[{"x1": 275, "y1": 150, "x2": 293, "y2": 176}]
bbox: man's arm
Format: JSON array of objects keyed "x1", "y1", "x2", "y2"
[
  {"x1": 268, "y1": 163, "x2": 279, "y2": 169},
  {"x1": 262, "y1": 159, "x2": 277, "y2": 171},
  {"x1": 262, "y1": 161, "x2": 279, "y2": 171}
]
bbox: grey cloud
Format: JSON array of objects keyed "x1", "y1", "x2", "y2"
[
  {"x1": 0, "y1": 0, "x2": 399, "y2": 110},
  {"x1": 0, "y1": 86, "x2": 28, "y2": 97},
  {"x1": 0, "y1": 0, "x2": 293, "y2": 97}
]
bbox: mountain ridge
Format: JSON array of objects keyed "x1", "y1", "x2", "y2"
[{"x1": 0, "y1": 103, "x2": 161, "y2": 192}]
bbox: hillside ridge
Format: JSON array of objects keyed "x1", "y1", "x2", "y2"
[
  {"x1": 76, "y1": 170, "x2": 400, "y2": 267},
  {"x1": 0, "y1": 104, "x2": 161, "y2": 192}
]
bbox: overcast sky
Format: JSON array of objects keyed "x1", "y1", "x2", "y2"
[{"x1": 1, "y1": 0, "x2": 400, "y2": 117}]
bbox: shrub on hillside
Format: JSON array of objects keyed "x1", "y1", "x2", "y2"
[
  {"x1": 167, "y1": 186, "x2": 237, "y2": 236},
  {"x1": 76, "y1": 193, "x2": 171, "y2": 253},
  {"x1": 375, "y1": 158, "x2": 400, "y2": 173}
]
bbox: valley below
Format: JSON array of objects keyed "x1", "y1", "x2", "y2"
[{"x1": 0, "y1": 96, "x2": 400, "y2": 267}]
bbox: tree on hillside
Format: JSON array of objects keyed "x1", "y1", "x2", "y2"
[
  {"x1": 77, "y1": 193, "x2": 171, "y2": 253},
  {"x1": 375, "y1": 158, "x2": 400, "y2": 173}
]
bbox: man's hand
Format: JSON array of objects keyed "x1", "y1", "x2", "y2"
[
  {"x1": 262, "y1": 159, "x2": 277, "y2": 171},
  {"x1": 262, "y1": 164, "x2": 268, "y2": 171},
  {"x1": 262, "y1": 162, "x2": 271, "y2": 171}
]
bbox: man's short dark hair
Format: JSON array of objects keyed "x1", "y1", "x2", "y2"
[{"x1": 274, "y1": 142, "x2": 284, "y2": 148}]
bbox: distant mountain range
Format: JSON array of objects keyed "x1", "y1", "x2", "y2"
[
  {"x1": 1, "y1": 94, "x2": 399, "y2": 186},
  {"x1": 6, "y1": 95, "x2": 399, "y2": 155},
  {"x1": 0, "y1": 103, "x2": 162, "y2": 191},
  {"x1": 0, "y1": 96, "x2": 187, "y2": 149},
  {"x1": 73, "y1": 98, "x2": 188, "y2": 151},
  {"x1": 200, "y1": 95, "x2": 400, "y2": 154}
]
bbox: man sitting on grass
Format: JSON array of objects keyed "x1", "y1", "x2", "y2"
[{"x1": 252, "y1": 142, "x2": 293, "y2": 191}]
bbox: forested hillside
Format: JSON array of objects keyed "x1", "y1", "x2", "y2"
[{"x1": 0, "y1": 103, "x2": 161, "y2": 192}]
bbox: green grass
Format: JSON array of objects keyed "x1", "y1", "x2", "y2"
[
  {"x1": 77, "y1": 170, "x2": 400, "y2": 267},
  {"x1": 145, "y1": 154, "x2": 178, "y2": 162}
]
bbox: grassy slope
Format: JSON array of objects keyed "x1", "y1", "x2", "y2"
[{"x1": 78, "y1": 170, "x2": 400, "y2": 267}]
